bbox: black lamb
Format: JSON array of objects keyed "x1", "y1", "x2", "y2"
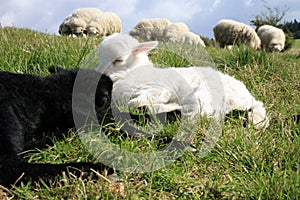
[
  {"x1": 0, "y1": 66, "x2": 114, "y2": 187},
  {"x1": 0, "y1": 66, "x2": 192, "y2": 187}
]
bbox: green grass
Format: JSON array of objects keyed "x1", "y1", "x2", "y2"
[
  {"x1": 0, "y1": 27, "x2": 299, "y2": 199},
  {"x1": 292, "y1": 39, "x2": 300, "y2": 49}
]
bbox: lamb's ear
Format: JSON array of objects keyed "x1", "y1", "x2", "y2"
[{"x1": 132, "y1": 41, "x2": 158, "y2": 55}]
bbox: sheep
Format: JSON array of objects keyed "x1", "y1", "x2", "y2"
[
  {"x1": 0, "y1": 66, "x2": 191, "y2": 186},
  {"x1": 129, "y1": 20, "x2": 204, "y2": 47},
  {"x1": 129, "y1": 18, "x2": 171, "y2": 41},
  {"x1": 86, "y1": 12, "x2": 122, "y2": 37},
  {"x1": 96, "y1": 33, "x2": 269, "y2": 130},
  {"x1": 0, "y1": 66, "x2": 117, "y2": 186},
  {"x1": 257, "y1": 25, "x2": 286, "y2": 51},
  {"x1": 213, "y1": 19, "x2": 261, "y2": 49},
  {"x1": 179, "y1": 32, "x2": 206, "y2": 47},
  {"x1": 162, "y1": 22, "x2": 190, "y2": 43},
  {"x1": 58, "y1": 7, "x2": 103, "y2": 36}
]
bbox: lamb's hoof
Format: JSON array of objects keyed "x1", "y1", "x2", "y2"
[
  {"x1": 187, "y1": 145, "x2": 198, "y2": 152},
  {"x1": 253, "y1": 117, "x2": 270, "y2": 130},
  {"x1": 108, "y1": 174, "x2": 123, "y2": 182}
]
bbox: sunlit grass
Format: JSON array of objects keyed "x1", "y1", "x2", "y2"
[
  {"x1": 0, "y1": 27, "x2": 299, "y2": 199},
  {"x1": 292, "y1": 39, "x2": 300, "y2": 49}
]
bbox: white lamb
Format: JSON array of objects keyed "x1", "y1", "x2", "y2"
[
  {"x1": 213, "y1": 19, "x2": 261, "y2": 49},
  {"x1": 162, "y1": 22, "x2": 190, "y2": 43},
  {"x1": 257, "y1": 25, "x2": 286, "y2": 51},
  {"x1": 96, "y1": 33, "x2": 269, "y2": 130},
  {"x1": 59, "y1": 7, "x2": 103, "y2": 36},
  {"x1": 129, "y1": 18, "x2": 171, "y2": 41},
  {"x1": 86, "y1": 12, "x2": 122, "y2": 37},
  {"x1": 179, "y1": 32, "x2": 206, "y2": 47}
]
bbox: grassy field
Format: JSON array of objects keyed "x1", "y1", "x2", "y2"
[
  {"x1": 0, "y1": 27, "x2": 299, "y2": 199},
  {"x1": 292, "y1": 39, "x2": 300, "y2": 49}
]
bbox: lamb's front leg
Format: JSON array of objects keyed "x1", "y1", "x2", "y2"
[{"x1": 127, "y1": 86, "x2": 182, "y2": 114}]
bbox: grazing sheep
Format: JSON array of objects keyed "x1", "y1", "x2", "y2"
[
  {"x1": 129, "y1": 20, "x2": 203, "y2": 47},
  {"x1": 59, "y1": 7, "x2": 103, "y2": 36},
  {"x1": 162, "y1": 22, "x2": 190, "y2": 42},
  {"x1": 257, "y1": 25, "x2": 286, "y2": 51},
  {"x1": 179, "y1": 32, "x2": 206, "y2": 47},
  {"x1": 96, "y1": 33, "x2": 269, "y2": 130},
  {"x1": 86, "y1": 12, "x2": 122, "y2": 37},
  {"x1": 129, "y1": 18, "x2": 171, "y2": 41},
  {"x1": 213, "y1": 19, "x2": 261, "y2": 49},
  {"x1": 0, "y1": 66, "x2": 116, "y2": 186}
]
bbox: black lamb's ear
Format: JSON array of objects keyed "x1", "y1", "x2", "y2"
[{"x1": 48, "y1": 66, "x2": 67, "y2": 74}]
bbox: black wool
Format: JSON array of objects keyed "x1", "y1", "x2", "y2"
[{"x1": 0, "y1": 66, "x2": 114, "y2": 186}]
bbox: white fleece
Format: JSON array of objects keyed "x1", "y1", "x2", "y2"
[{"x1": 97, "y1": 33, "x2": 269, "y2": 129}]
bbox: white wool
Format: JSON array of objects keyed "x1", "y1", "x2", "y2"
[
  {"x1": 162, "y1": 22, "x2": 190, "y2": 42},
  {"x1": 59, "y1": 7, "x2": 103, "y2": 36},
  {"x1": 179, "y1": 32, "x2": 206, "y2": 47},
  {"x1": 129, "y1": 18, "x2": 171, "y2": 41},
  {"x1": 129, "y1": 20, "x2": 204, "y2": 48},
  {"x1": 213, "y1": 19, "x2": 261, "y2": 49},
  {"x1": 97, "y1": 33, "x2": 269, "y2": 129},
  {"x1": 257, "y1": 25, "x2": 286, "y2": 51},
  {"x1": 86, "y1": 12, "x2": 122, "y2": 37}
]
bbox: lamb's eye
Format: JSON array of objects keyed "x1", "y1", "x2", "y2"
[{"x1": 113, "y1": 59, "x2": 124, "y2": 65}]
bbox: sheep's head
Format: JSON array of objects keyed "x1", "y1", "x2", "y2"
[
  {"x1": 86, "y1": 26, "x2": 98, "y2": 37},
  {"x1": 269, "y1": 42, "x2": 284, "y2": 52},
  {"x1": 97, "y1": 33, "x2": 158, "y2": 80}
]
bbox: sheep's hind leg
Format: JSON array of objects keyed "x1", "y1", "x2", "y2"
[{"x1": 226, "y1": 93, "x2": 269, "y2": 129}]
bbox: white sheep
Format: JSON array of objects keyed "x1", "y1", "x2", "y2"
[
  {"x1": 129, "y1": 18, "x2": 171, "y2": 41},
  {"x1": 86, "y1": 12, "x2": 122, "y2": 37},
  {"x1": 213, "y1": 19, "x2": 261, "y2": 49},
  {"x1": 162, "y1": 22, "x2": 190, "y2": 43},
  {"x1": 59, "y1": 7, "x2": 103, "y2": 36},
  {"x1": 96, "y1": 33, "x2": 269, "y2": 130},
  {"x1": 257, "y1": 25, "x2": 286, "y2": 51},
  {"x1": 179, "y1": 32, "x2": 206, "y2": 47}
]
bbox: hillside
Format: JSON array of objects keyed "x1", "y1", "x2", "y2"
[{"x1": 0, "y1": 27, "x2": 299, "y2": 199}]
